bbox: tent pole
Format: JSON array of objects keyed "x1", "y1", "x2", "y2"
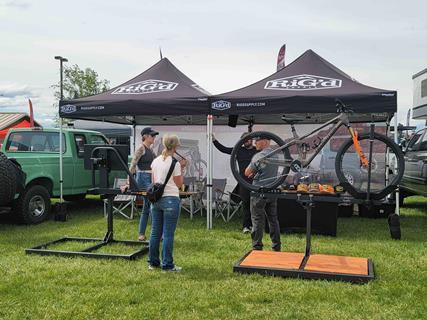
[
  {"x1": 59, "y1": 117, "x2": 64, "y2": 203},
  {"x1": 207, "y1": 115, "x2": 213, "y2": 229},
  {"x1": 394, "y1": 113, "x2": 400, "y2": 215},
  {"x1": 132, "y1": 118, "x2": 136, "y2": 154}
]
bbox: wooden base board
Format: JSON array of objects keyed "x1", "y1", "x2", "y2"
[{"x1": 234, "y1": 250, "x2": 374, "y2": 284}]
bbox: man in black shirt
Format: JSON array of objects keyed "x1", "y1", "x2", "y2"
[{"x1": 213, "y1": 132, "x2": 257, "y2": 233}]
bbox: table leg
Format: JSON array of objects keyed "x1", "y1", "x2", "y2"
[{"x1": 190, "y1": 195, "x2": 194, "y2": 220}]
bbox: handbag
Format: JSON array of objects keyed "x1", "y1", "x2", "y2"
[{"x1": 146, "y1": 158, "x2": 178, "y2": 203}]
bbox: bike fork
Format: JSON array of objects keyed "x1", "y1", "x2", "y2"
[{"x1": 349, "y1": 127, "x2": 369, "y2": 167}]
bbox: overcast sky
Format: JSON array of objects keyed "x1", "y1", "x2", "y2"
[{"x1": 1, "y1": 0, "x2": 426, "y2": 127}]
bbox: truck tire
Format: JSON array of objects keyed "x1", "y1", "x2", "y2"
[
  {"x1": 0, "y1": 152, "x2": 17, "y2": 205},
  {"x1": 13, "y1": 185, "x2": 51, "y2": 224}
]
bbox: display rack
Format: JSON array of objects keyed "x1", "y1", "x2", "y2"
[{"x1": 233, "y1": 191, "x2": 384, "y2": 283}]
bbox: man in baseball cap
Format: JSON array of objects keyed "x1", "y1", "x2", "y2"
[{"x1": 212, "y1": 132, "x2": 257, "y2": 234}]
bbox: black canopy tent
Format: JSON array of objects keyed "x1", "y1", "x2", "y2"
[
  {"x1": 59, "y1": 57, "x2": 210, "y2": 124},
  {"x1": 58, "y1": 57, "x2": 218, "y2": 228},
  {"x1": 210, "y1": 50, "x2": 397, "y2": 124}
]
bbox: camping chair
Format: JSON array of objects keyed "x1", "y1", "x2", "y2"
[
  {"x1": 103, "y1": 178, "x2": 136, "y2": 219},
  {"x1": 211, "y1": 178, "x2": 228, "y2": 222},
  {"x1": 181, "y1": 177, "x2": 203, "y2": 218},
  {"x1": 225, "y1": 184, "x2": 243, "y2": 222}
]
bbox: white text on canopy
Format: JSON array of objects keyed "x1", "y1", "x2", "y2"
[
  {"x1": 112, "y1": 79, "x2": 178, "y2": 95},
  {"x1": 265, "y1": 74, "x2": 342, "y2": 91}
]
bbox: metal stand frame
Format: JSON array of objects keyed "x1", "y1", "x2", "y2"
[
  {"x1": 234, "y1": 193, "x2": 377, "y2": 284},
  {"x1": 26, "y1": 146, "x2": 149, "y2": 260}
]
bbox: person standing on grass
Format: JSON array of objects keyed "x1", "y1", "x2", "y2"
[
  {"x1": 129, "y1": 127, "x2": 159, "y2": 242},
  {"x1": 213, "y1": 132, "x2": 257, "y2": 234},
  {"x1": 244, "y1": 137, "x2": 281, "y2": 252},
  {"x1": 149, "y1": 134, "x2": 187, "y2": 272}
]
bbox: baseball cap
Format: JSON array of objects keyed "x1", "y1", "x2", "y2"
[
  {"x1": 253, "y1": 136, "x2": 270, "y2": 141},
  {"x1": 141, "y1": 127, "x2": 159, "y2": 136}
]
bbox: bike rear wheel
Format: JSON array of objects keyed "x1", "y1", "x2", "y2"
[
  {"x1": 230, "y1": 131, "x2": 292, "y2": 192},
  {"x1": 335, "y1": 132, "x2": 404, "y2": 200}
]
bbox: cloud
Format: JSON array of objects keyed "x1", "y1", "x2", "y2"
[
  {"x1": 0, "y1": 0, "x2": 30, "y2": 9},
  {"x1": 0, "y1": 82, "x2": 57, "y2": 127},
  {"x1": 0, "y1": 84, "x2": 34, "y2": 98}
]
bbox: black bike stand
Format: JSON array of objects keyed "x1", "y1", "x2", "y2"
[
  {"x1": 26, "y1": 146, "x2": 149, "y2": 260},
  {"x1": 26, "y1": 192, "x2": 149, "y2": 260},
  {"x1": 234, "y1": 194, "x2": 375, "y2": 284}
]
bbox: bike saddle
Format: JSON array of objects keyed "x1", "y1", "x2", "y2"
[{"x1": 281, "y1": 115, "x2": 304, "y2": 124}]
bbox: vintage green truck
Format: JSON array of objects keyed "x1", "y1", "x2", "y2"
[{"x1": 0, "y1": 127, "x2": 120, "y2": 224}]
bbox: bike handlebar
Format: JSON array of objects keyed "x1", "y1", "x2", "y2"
[{"x1": 335, "y1": 98, "x2": 354, "y2": 114}]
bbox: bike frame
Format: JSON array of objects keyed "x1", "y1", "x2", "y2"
[{"x1": 270, "y1": 112, "x2": 354, "y2": 169}]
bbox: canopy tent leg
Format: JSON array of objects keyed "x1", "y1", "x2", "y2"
[
  {"x1": 207, "y1": 115, "x2": 213, "y2": 229},
  {"x1": 132, "y1": 121, "x2": 136, "y2": 155},
  {"x1": 394, "y1": 113, "x2": 400, "y2": 216},
  {"x1": 59, "y1": 118, "x2": 64, "y2": 203}
]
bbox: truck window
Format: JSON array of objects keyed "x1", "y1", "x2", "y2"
[
  {"x1": 74, "y1": 134, "x2": 87, "y2": 158},
  {"x1": 6, "y1": 132, "x2": 65, "y2": 153},
  {"x1": 407, "y1": 130, "x2": 425, "y2": 151},
  {"x1": 89, "y1": 135, "x2": 108, "y2": 145}
]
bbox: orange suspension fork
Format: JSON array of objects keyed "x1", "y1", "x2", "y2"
[{"x1": 349, "y1": 127, "x2": 369, "y2": 167}]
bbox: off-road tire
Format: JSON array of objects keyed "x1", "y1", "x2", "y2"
[
  {"x1": 13, "y1": 185, "x2": 51, "y2": 224},
  {"x1": 0, "y1": 152, "x2": 17, "y2": 205}
]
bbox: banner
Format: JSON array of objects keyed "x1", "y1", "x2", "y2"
[{"x1": 276, "y1": 44, "x2": 286, "y2": 71}]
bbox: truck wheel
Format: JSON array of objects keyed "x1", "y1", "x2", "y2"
[
  {"x1": 13, "y1": 185, "x2": 51, "y2": 224},
  {"x1": 0, "y1": 152, "x2": 17, "y2": 205}
]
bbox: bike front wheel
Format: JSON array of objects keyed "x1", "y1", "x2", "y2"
[
  {"x1": 230, "y1": 131, "x2": 292, "y2": 192},
  {"x1": 335, "y1": 132, "x2": 404, "y2": 200}
]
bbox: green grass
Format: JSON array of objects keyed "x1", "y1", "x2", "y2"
[{"x1": 0, "y1": 197, "x2": 426, "y2": 320}]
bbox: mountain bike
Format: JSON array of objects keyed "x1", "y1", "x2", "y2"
[{"x1": 230, "y1": 100, "x2": 404, "y2": 200}]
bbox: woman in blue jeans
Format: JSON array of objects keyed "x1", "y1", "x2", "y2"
[
  {"x1": 149, "y1": 134, "x2": 187, "y2": 272},
  {"x1": 129, "y1": 127, "x2": 158, "y2": 241}
]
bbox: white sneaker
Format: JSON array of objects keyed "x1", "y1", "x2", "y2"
[
  {"x1": 243, "y1": 227, "x2": 251, "y2": 234},
  {"x1": 162, "y1": 265, "x2": 182, "y2": 272},
  {"x1": 148, "y1": 264, "x2": 159, "y2": 270}
]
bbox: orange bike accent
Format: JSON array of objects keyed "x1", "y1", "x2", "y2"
[{"x1": 350, "y1": 128, "x2": 369, "y2": 167}]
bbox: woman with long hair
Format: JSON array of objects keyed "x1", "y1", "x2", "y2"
[{"x1": 149, "y1": 134, "x2": 187, "y2": 272}]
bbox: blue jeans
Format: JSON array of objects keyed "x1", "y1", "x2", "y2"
[
  {"x1": 149, "y1": 196, "x2": 181, "y2": 269},
  {"x1": 136, "y1": 171, "x2": 152, "y2": 235}
]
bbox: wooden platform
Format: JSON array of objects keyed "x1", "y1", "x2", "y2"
[{"x1": 234, "y1": 250, "x2": 374, "y2": 284}]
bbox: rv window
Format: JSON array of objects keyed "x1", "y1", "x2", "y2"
[{"x1": 422, "y1": 79, "x2": 427, "y2": 98}]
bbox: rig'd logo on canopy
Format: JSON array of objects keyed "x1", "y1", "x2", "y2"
[
  {"x1": 60, "y1": 105, "x2": 77, "y2": 114},
  {"x1": 112, "y1": 79, "x2": 178, "y2": 94},
  {"x1": 265, "y1": 74, "x2": 342, "y2": 91},
  {"x1": 211, "y1": 100, "x2": 231, "y2": 110}
]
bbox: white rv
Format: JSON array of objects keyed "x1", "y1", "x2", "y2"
[{"x1": 412, "y1": 68, "x2": 427, "y2": 120}]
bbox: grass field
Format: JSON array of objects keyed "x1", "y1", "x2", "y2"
[{"x1": 1, "y1": 196, "x2": 426, "y2": 320}]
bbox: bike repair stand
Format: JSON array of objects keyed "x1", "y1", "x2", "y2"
[
  {"x1": 26, "y1": 146, "x2": 149, "y2": 260},
  {"x1": 234, "y1": 193, "x2": 375, "y2": 284}
]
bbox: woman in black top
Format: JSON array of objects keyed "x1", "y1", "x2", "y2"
[{"x1": 129, "y1": 127, "x2": 158, "y2": 241}]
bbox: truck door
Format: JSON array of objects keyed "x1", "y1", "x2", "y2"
[
  {"x1": 415, "y1": 130, "x2": 427, "y2": 195},
  {"x1": 71, "y1": 134, "x2": 89, "y2": 194},
  {"x1": 404, "y1": 129, "x2": 426, "y2": 191}
]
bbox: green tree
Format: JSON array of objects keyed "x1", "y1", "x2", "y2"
[
  {"x1": 53, "y1": 64, "x2": 110, "y2": 100},
  {"x1": 52, "y1": 64, "x2": 110, "y2": 126}
]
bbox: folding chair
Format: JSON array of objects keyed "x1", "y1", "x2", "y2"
[
  {"x1": 211, "y1": 178, "x2": 228, "y2": 222},
  {"x1": 226, "y1": 184, "x2": 243, "y2": 222},
  {"x1": 103, "y1": 178, "x2": 136, "y2": 219}
]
